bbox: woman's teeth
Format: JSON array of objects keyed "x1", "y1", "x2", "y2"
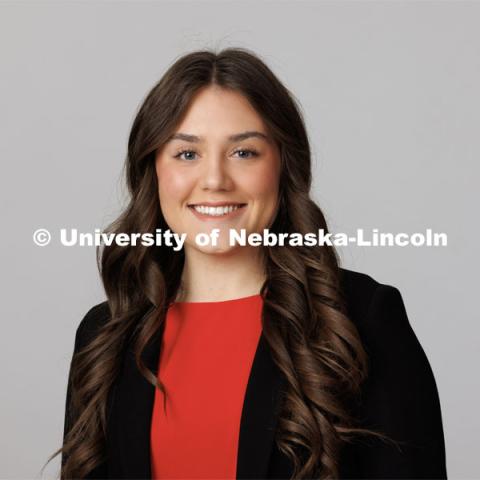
[{"x1": 191, "y1": 205, "x2": 243, "y2": 216}]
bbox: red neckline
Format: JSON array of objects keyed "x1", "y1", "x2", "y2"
[{"x1": 173, "y1": 293, "x2": 262, "y2": 305}]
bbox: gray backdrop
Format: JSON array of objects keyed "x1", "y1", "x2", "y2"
[{"x1": 0, "y1": 1, "x2": 478, "y2": 478}]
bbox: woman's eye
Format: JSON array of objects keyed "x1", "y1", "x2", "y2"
[
  {"x1": 233, "y1": 148, "x2": 259, "y2": 159},
  {"x1": 173, "y1": 149, "x2": 197, "y2": 161}
]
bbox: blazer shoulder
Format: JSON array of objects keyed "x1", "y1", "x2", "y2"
[
  {"x1": 338, "y1": 267, "x2": 407, "y2": 333},
  {"x1": 73, "y1": 301, "x2": 111, "y2": 352},
  {"x1": 337, "y1": 268, "x2": 447, "y2": 477},
  {"x1": 339, "y1": 267, "x2": 386, "y2": 310},
  {"x1": 337, "y1": 267, "x2": 435, "y2": 369}
]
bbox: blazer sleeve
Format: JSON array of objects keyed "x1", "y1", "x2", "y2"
[
  {"x1": 62, "y1": 304, "x2": 109, "y2": 479},
  {"x1": 349, "y1": 285, "x2": 447, "y2": 479}
]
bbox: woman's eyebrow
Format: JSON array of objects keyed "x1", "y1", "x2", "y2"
[{"x1": 166, "y1": 130, "x2": 271, "y2": 144}]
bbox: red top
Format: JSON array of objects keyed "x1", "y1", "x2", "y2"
[{"x1": 150, "y1": 294, "x2": 263, "y2": 479}]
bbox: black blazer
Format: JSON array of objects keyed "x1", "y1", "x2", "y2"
[{"x1": 62, "y1": 268, "x2": 447, "y2": 479}]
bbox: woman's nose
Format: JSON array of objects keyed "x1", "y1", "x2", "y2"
[{"x1": 199, "y1": 154, "x2": 233, "y2": 190}]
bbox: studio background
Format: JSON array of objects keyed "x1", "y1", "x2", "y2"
[{"x1": 0, "y1": 1, "x2": 478, "y2": 478}]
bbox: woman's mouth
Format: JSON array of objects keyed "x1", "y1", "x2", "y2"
[{"x1": 187, "y1": 203, "x2": 247, "y2": 221}]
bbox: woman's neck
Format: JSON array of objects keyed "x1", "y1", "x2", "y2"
[{"x1": 175, "y1": 245, "x2": 266, "y2": 303}]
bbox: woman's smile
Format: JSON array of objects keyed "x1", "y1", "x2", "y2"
[{"x1": 187, "y1": 203, "x2": 248, "y2": 221}]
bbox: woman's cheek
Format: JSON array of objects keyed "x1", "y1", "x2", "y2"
[
  {"x1": 158, "y1": 167, "x2": 192, "y2": 202},
  {"x1": 250, "y1": 162, "x2": 280, "y2": 198}
]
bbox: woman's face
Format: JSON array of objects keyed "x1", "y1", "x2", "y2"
[{"x1": 155, "y1": 85, "x2": 281, "y2": 254}]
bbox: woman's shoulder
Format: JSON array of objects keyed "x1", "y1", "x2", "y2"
[
  {"x1": 338, "y1": 267, "x2": 410, "y2": 340},
  {"x1": 79, "y1": 301, "x2": 110, "y2": 330},
  {"x1": 339, "y1": 266, "x2": 400, "y2": 305},
  {"x1": 338, "y1": 268, "x2": 434, "y2": 397},
  {"x1": 72, "y1": 301, "x2": 111, "y2": 352}
]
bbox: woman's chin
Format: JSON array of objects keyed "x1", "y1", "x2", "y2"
[{"x1": 194, "y1": 243, "x2": 241, "y2": 256}]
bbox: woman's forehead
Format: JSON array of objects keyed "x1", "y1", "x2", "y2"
[{"x1": 175, "y1": 87, "x2": 266, "y2": 131}]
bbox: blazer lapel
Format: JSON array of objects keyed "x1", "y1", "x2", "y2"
[
  {"x1": 236, "y1": 332, "x2": 287, "y2": 479},
  {"x1": 108, "y1": 326, "x2": 287, "y2": 480},
  {"x1": 107, "y1": 325, "x2": 162, "y2": 479}
]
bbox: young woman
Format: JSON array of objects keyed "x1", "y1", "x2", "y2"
[{"x1": 51, "y1": 48, "x2": 447, "y2": 479}]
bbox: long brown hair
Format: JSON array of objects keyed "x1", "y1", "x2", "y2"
[{"x1": 47, "y1": 47, "x2": 393, "y2": 479}]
